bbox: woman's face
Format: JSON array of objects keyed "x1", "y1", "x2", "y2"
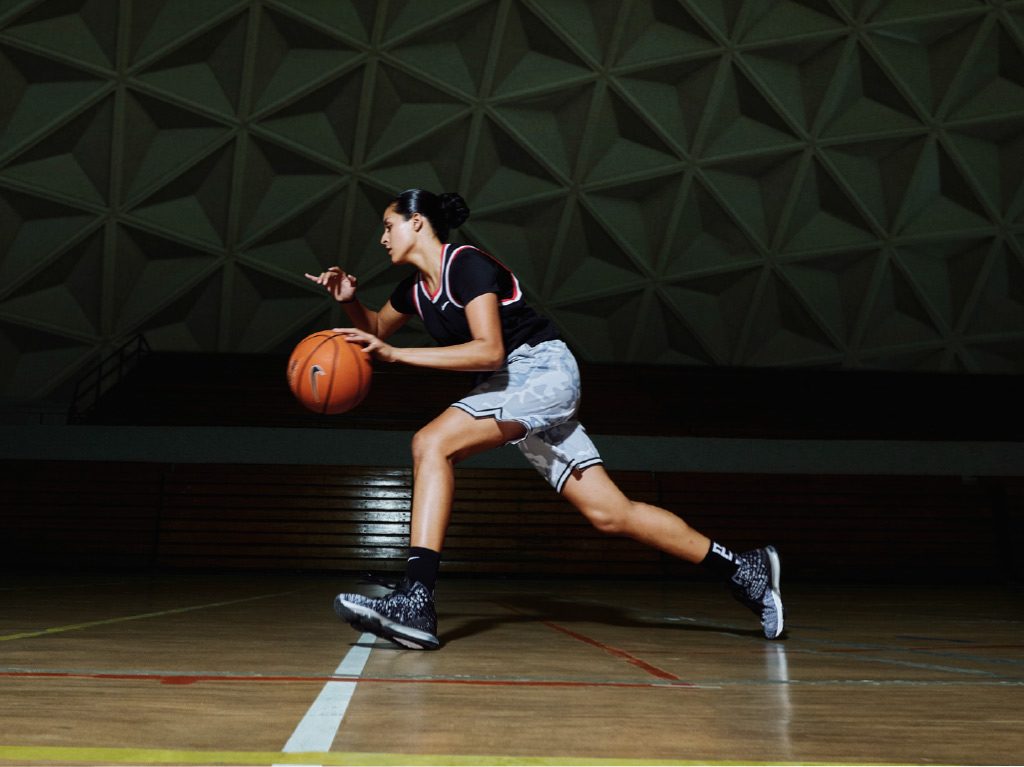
[{"x1": 380, "y1": 204, "x2": 418, "y2": 264}]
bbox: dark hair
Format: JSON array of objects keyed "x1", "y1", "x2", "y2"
[{"x1": 390, "y1": 189, "x2": 470, "y2": 242}]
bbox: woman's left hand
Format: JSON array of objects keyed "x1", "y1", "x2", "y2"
[{"x1": 334, "y1": 328, "x2": 398, "y2": 363}]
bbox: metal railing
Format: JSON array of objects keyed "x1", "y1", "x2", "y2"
[{"x1": 68, "y1": 334, "x2": 151, "y2": 423}]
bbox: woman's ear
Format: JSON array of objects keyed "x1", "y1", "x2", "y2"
[{"x1": 411, "y1": 213, "x2": 424, "y2": 232}]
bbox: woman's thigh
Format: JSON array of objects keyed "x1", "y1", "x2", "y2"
[{"x1": 414, "y1": 406, "x2": 527, "y2": 464}]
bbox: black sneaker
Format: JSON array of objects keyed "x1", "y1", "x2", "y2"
[
  {"x1": 333, "y1": 577, "x2": 440, "y2": 650},
  {"x1": 729, "y1": 545, "x2": 785, "y2": 639}
]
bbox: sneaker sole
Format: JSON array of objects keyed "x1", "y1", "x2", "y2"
[
  {"x1": 333, "y1": 596, "x2": 440, "y2": 651},
  {"x1": 764, "y1": 545, "x2": 785, "y2": 639}
]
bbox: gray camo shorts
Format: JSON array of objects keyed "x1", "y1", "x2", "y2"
[{"x1": 451, "y1": 340, "x2": 603, "y2": 492}]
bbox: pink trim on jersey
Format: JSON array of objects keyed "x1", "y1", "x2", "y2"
[
  {"x1": 411, "y1": 280, "x2": 424, "y2": 320},
  {"x1": 444, "y1": 245, "x2": 523, "y2": 309},
  {"x1": 418, "y1": 244, "x2": 446, "y2": 303}
]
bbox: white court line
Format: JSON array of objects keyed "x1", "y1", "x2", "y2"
[{"x1": 279, "y1": 633, "x2": 376, "y2": 762}]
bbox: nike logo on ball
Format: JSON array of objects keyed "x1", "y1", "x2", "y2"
[{"x1": 310, "y1": 364, "x2": 326, "y2": 402}]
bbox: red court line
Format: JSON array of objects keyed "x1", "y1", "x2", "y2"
[
  {"x1": 493, "y1": 600, "x2": 687, "y2": 683},
  {"x1": 541, "y1": 621, "x2": 685, "y2": 682},
  {"x1": 0, "y1": 670, "x2": 694, "y2": 690}
]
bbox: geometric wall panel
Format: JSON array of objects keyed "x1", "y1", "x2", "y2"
[
  {"x1": 0, "y1": 229, "x2": 104, "y2": 335},
  {"x1": 700, "y1": 152, "x2": 804, "y2": 248},
  {"x1": 742, "y1": 270, "x2": 842, "y2": 366},
  {"x1": 661, "y1": 266, "x2": 764, "y2": 365},
  {"x1": 1, "y1": 0, "x2": 1023, "y2": 402},
  {"x1": 2, "y1": 0, "x2": 118, "y2": 68},
  {"x1": 111, "y1": 225, "x2": 221, "y2": 333},
  {"x1": 255, "y1": 67, "x2": 365, "y2": 164},
  {"x1": 0, "y1": 44, "x2": 108, "y2": 158},
  {"x1": 614, "y1": 0, "x2": 715, "y2": 67},
  {"x1": 966, "y1": 242, "x2": 1024, "y2": 337},
  {"x1": 468, "y1": 198, "x2": 566, "y2": 293},
  {"x1": 465, "y1": 117, "x2": 563, "y2": 208},
  {"x1": 388, "y1": 3, "x2": 500, "y2": 98},
  {"x1": 490, "y1": 1, "x2": 592, "y2": 98},
  {"x1": 544, "y1": 201, "x2": 648, "y2": 304},
  {"x1": 491, "y1": 84, "x2": 594, "y2": 178},
  {"x1": 584, "y1": 88, "x2": 680, "y2": 184},
  {"x1": 585, "y1": 174, "x2": 685, "y2": 268},
  {"x1": 700, "y1": 63, "x2": 801, "y2": 160},
  {"x1": 668, "y1": 179, "x2": 765, "y2": 275},
  {"x1": 134, "y1": 12, "x2": 249, "y2": 118},
  {"x1": 126, "y1": 144, "x2": 235, "y2": 248},
  {"x1": 0, "y1": 189, "x2": 98, "y2": 287},
  {"x1": 614, "y1": 58, "x2": 718, "y2": 156},
  {"x1": 134, "y1": 271, "x2": 223, "y2": 352},
  {"x1": 778, "y1": 249, "x2": 881, "y2": 346},
  {"x1": 946, "y1": 118, "x2": 1024, "y2": 221},
  {"x1": 859, "y1": 256, "x2": 945, "y2": 351},
  {"x1": 240, "y1": 188, "x2": 350, "y2": 278},
  {"x1": 0, "y1": 95, "x2": 113, "y2": 206},
  {"x1": 229, "y1": 264, "x2": 326, "y2": 352},
  {"x1": 120, "y1": 91, "x2": 233, "y2": 203},
  {"x1": 128, "y1": 0, "x2": 246, "y2": 66},
  {"x1": 0, "y1": 320, "x2": 96, "y2": 399},
  {"x1": 236, "y1": 137, "x2": 342, "y2": 242},
  {"x1": 251, "y1": 8, "x2": 359, "y2": 114},
  {"x1": 779, "y1": 158, "x2": 877, "y2": 253}
]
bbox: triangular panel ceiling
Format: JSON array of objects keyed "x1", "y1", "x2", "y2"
[
  {"x1": 3, "y1": 0, "x2": 118, "y2": 68},
  {"x1": 3, "y1": 0, "x2": 1024, "y2": 399}
]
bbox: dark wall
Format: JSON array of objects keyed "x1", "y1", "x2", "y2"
[
  {"x1": 2, "y1": 0, "x2": 1024, "y2": 402},
  {"x1": 2, "y1": 459, "x2": 1019, "y2": 583}
]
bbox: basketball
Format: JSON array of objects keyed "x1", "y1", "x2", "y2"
[{"x1": 287, "y1": 330, "x2": 372, "y2": 415}]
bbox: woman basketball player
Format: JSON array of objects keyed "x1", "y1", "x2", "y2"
[{"x1": 305, "y1": 189, "x2": 783, "y2": 649}]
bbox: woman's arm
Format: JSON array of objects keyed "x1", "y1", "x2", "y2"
[
  {"x1": 305, "y1": 267, "x2": 410, "y2": 340},
  {"x1": 372, "y1": 300, "x2": 411, "y2": 341},
  {"x1": 340, "y1": 293, "x2": 506, "y2": 373}
]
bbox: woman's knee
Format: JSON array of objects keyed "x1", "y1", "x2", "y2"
[
  {"x1": 411, "y1": 424, "x2": 453, "y2": 463},
  {"x1": 578, "y1": 499, "x2": 633, "y2": 536},
  {"x1": 411, "y1": 420, "x2": 480, "y2": 464}
]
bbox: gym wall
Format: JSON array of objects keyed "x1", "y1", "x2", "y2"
[{"x1": 1, "y1": 0, "x2": 1023, "y2": 403}]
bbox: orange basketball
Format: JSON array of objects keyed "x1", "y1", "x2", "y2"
[{"x1": 287, "y1": 331, "x2": 372, "y2": 415}]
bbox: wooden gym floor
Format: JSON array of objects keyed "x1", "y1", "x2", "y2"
[{"x1": 1, "y1": 572, "x2": 1021, "y2": 766}]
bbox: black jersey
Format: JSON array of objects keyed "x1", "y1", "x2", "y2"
[{"x1": 389, "y1": 244, "x2": 560, "y2": 352}]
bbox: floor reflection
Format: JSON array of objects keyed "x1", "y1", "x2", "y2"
[{"x1": 765, "y1": 643, "x2": 793, "y2": 760}]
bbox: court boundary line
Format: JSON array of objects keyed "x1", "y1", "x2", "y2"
[
  {"x1": 0, "y1": 745, "x2": 869, "y2": 766},
  {"x1": 0, "y1": 589, "x2": 305, "y2": 642},
  {"x1": 3, "y1": 668, "x2": 1021, "y2": 688},
  {"x1": 280, "y1": 634, "x2": 375, "y2": 754},
  {"x1": 0, "y1": 668, "x2": 699, "y2": 689}
]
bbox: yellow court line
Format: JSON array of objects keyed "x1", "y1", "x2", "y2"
[
  {"x1": 0, "y1": 746, "x2": 856, "y2": 766},
  {"x1": 0, "y1": 589, "x2": 304, "y2": 642}
]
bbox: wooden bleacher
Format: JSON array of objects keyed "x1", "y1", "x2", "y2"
[{"x1": 1, "y1": 352, "x2": 1021, "y2": 580}]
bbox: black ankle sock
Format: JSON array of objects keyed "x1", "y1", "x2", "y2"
[
  {"x1": 404, "y1": 547, "x2": 441, "y2": 591},
  {"x1": 701, "y1": 542, "x2": 740, "y2": 580}
]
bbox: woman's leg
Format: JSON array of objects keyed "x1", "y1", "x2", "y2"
[
  {"x1": 559, "y1": 464, "x2": 712, "y2": 562},
  {"x1": 410, "y1": 407, "x2": 526, "y2": 551},
  {"x1": 560, "y1": 463, "x2": 785, "y2": 639},
  {"x1": 333, "y1": 408, "x2": 526, "y2": 650}
]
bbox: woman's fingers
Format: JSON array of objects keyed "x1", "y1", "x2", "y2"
[
  {"x1": 304, "y1": 268, "x2": 356, "y2": 299},
  {"x1": 334, "y1": 328, "x2": 381, "y2": 354},
  {"x1": 333, "y1": 327, "x2": 369, "y2": 343}
]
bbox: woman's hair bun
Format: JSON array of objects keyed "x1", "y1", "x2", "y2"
[{"x1": 439, "y1": 192, "x2": 470, "y2": 229}]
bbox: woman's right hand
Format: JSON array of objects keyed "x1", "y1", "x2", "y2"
[{"x1": 305, "y1": 267, "x2": 357, "y2": 303}]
